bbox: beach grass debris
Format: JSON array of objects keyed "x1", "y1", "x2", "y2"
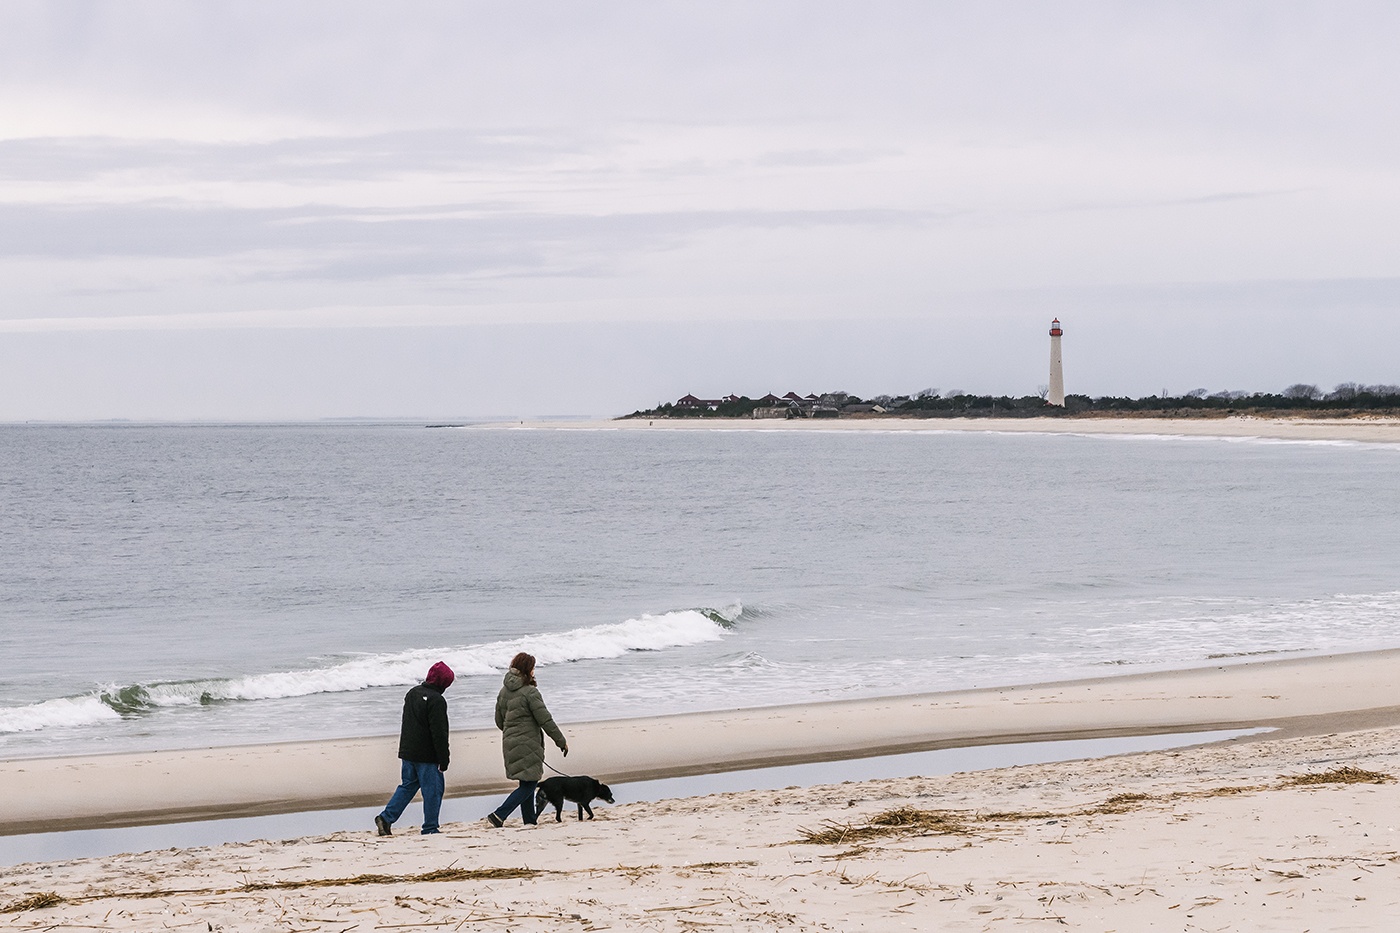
[
  {"x1": 1281, "y1": 766, "x2": 1393, "y2": 786},
  {"x1": 1193, "y1": 783, "x2": 1263, "y2": 798},
  {"x1": 832, "y1": 868, "x2": 934, "y2": 893},
  {"x1": 1098, "y1": 792, "x2": 1152, "y2": 811},
  {"x1": 820, "y1": 846, "x2": 873, "y2": 860},
  {"x1": 60, "y1": 860, "x2": 777, "y2": 908},
  {"x1": 240, "y1": 866, "x2": 540, "y2": 892},
  {"x1": 796, "y1": 807, "x2": 967, "y2": 845},
  {"x1": 978, "y1": 809, "x2": 1062, "y2": 822},
  {"x1": 59, "y1": 867, "x2": 546, "y2": 905},
  {"x1": 981, "y1": 793, "x2": 1157, "y2": 823},
  {"x1": 678, "y1": 860, "x2": 758, "y2": 872},
  {"x1": 2, "y1": 891, "x2": 65, "y2": 913}
]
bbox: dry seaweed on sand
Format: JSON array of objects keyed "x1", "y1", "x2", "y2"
[
  {"x1": 796, "y1": 807, "x2": 967, "y2": 845},
  {"x1": 677, "y1": 860, "x2": 758, "y2": 873},
  {"x1": 1280, "y1": 766, "x2": 1394, "y2": 786},
  {"x1": 982, "y1": 792, "x2": 1157, "y2": 823},
  {"x1": 1099, "y1": 792, "x2": 1152, "y2": 810},
  {"x1": 53, "y1": 867, "x2": 546, "y2": 906},
  {"x1": 833, "y1": 868, "x2": 934, "y2": 892},
  {"x1": 870, "y1": 806, "x2": 966, "y2": 830},
  {"x1": 1190, "y1": 783, "x2": 1263, "y2": 798},
  {"x1": 2, "y1": 892, "x2": 65, "y2": 913},
  {"x1": 819, "y1": 845, "x2": 874, "y2": 860},
  {"x1": 240, "y1": 866, "x2": 541, "y2": 892}
]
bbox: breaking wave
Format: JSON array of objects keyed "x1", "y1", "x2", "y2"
[
  {"x1": 0, "y1": 696, "x2": 122, "y2": 735},
  {"x1": 0, "y1": 605, "x2": 740, "y2": 735}
]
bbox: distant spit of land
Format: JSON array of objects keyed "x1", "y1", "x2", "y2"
[
  {"x1": 626, "y1": 385, "x2": 1400, "y2": 422},
  {"x1": 495, "y1": 414, "x2": 1400, "y2": 445}
]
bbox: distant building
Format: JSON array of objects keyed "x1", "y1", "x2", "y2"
[
  {"x1": 675, "y1": 394, "x2": 721, "y2": 410},
  {"x1": 671, "y1": 390, "x2": 885, "y2": 418}
]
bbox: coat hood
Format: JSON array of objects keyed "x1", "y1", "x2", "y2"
[
  {"x1": 502, "y1": 669, "x2": 526, "y2": 692},
  {"x1": 425, "y1": 661, "x2": 455, "y2": 690}
]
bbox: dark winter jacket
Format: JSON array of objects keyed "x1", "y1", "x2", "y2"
[
  {"x1": 398, "y1": 682, "x2": 450, "y2": 770},
  {"x1": 494, "y1": 669, "x2": 566, "y2": 782}
]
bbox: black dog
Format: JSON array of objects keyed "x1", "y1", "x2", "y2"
[{"x1": 534, "y1": 775, "x2": 615, "y2": 822}]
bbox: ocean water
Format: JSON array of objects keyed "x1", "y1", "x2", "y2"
[{"x1": 2, "y1": 423, "x2": 1399, "y2": 761}]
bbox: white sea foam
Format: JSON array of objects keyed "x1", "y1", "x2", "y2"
[
  {"x1": 0, "y1": 696, "x2": 121, "y2": 734},
  {"x1": 1062, "y1": 590, "x2": 1400, "y2": 667},
  {"x1": 0, "y1": 606, "x2": 739, "y2": 735}
]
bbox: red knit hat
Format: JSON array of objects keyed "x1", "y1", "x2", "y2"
[{"x1": 425, "y1": 661, "x2": 455, "y2": 689}]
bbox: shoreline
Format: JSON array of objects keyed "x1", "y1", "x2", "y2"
[
  {"x1": 2, "y1": 729, "x2": 1261, "y2": 868},
  {"x1": 498, "y1": 414, "x2": 1400, "y2": 444},
  {"x1": 7, "y1": 647, "x2": 1400, "y2": 836}
]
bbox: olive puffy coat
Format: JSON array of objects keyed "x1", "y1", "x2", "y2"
[{"x1": 494, "y1": 669, "x2": 567, "y2": 782}]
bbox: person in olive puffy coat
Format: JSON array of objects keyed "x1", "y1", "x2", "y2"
[{"x1": 485, "y1": 652, "x2": 568, "y2": 827}]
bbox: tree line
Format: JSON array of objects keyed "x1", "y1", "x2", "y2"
[{"x1": 627, "y1": 382, "x2": 1400, "y2": 419}]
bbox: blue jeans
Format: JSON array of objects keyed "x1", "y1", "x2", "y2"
[
  {"x1": 492, "y1": 780, "x2": 538, "y2": 825},
  {"x1": 379, "y1": 759, "x2": 445, "y2": 834}
]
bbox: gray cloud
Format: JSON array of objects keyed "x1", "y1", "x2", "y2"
[
  {"x1": 0, "y1": 129, "x2": 597, "y2": 184},
  {"x1": 0, "y1": 201, "x2": 930, "y2": 282}
]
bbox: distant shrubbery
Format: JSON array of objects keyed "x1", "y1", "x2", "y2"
[
  {"x1": 640, "y1": 400, "x2": 757, "y2": 418},
  {"x1": 626, "y1": 383, "x2": 1400, "y2": 419}
]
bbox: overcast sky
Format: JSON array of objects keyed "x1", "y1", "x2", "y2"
[{"x1": 2, "y1": 2, "x2": 1398, "y2": 419}]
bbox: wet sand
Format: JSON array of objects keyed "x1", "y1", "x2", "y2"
[{"x1": 6, "y1": 648, "x2": 1400, "y2": 836}]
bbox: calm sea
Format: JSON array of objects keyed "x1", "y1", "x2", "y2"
[{"x1": 3, "y1": 423, "x2": 1399, "y2": 760}]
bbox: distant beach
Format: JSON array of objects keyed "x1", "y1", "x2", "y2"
[{"x1": 514, "y1": 413, "x2": 1400, "y2": 444}]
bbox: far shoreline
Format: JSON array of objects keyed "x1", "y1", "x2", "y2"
[{"x1": 493, "y1": 413, "x2": 1400, "y2": 444}]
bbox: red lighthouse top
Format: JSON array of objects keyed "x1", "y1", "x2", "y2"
[{"x1": 1049, "y1": 318, "x2": 1062, "y2": 337}]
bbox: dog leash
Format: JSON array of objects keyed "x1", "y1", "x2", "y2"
[{"x1": 543, "y1": 761, "x2": 574, "y2": 779}]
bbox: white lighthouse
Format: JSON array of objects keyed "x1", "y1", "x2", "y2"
[{"x1": 1047, "y1": 318, "x2": 1065, "y2": 407}]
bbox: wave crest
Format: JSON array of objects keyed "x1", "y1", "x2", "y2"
[{"x1": 0, "y1": 605, "x2": 741, "y2": 735}]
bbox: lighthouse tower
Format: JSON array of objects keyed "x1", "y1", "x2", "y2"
[{"x1": 1047, "y1": 318, "x2": 1065, "y2": 407}]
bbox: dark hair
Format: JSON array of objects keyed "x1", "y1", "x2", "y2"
[{"x1": 509, "y1": 652, "x2": 537, "y2": 686}]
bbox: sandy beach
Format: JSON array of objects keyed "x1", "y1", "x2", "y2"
[
  {"x1": 7, "y1": 651, "x2": 1400, "y2": 929},
  {"x1": 6, "y1": 700, "x2": 1400, "y2": 929},
  {"x1": 511, "y1": 414, "x2": 1400, "y2": 445}
]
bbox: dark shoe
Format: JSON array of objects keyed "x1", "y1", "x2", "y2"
[
  {"x1": 375, "y1": 815, "x2": 392, "y2": 837},
  {"x1": 486, "y1": 813, "x2": 504, "y2": 828},
  {"x1": 421, "y1": 828, "x2": 440, "y2": 835}
]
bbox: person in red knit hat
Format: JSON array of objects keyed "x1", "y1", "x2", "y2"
[{"x1": 375, "y1": 661, "x2": 454, "y2": 836}]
